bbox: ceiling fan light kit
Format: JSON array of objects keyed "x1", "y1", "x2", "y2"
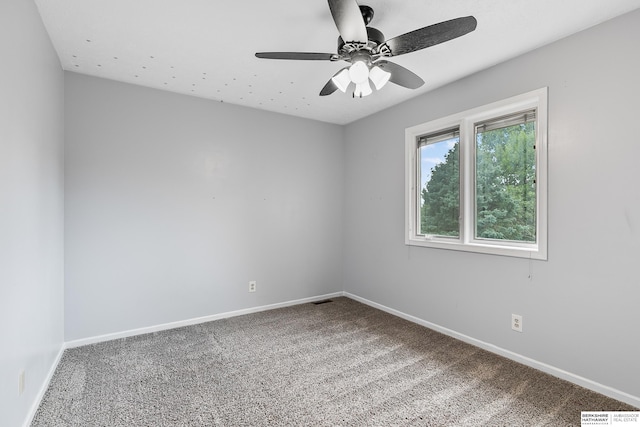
[
  {"x1": 354, "y1": 80, "x2": 372, "y2": 98},
  {"x1": 331, "y1": 68, "x2": 351, "y2": 92},
  {"x1": 255, "y1": 0, "x2": 477, "y2": 98},
  {"x1": 369, "y1": 65, "x2": 391, "y2": 90},
  {"x1": 348, "y1": 59, "x2": 369, "y2": 84}
]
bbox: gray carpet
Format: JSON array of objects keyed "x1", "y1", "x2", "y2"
[{"x1": 32, "y1": 297, "x2": 636, "y2": 426}]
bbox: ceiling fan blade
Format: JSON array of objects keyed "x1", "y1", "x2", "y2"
[
  {"x1": 377, "y1": 61, "x2": 424, "y2": 89},
  {"x1": 320, "y1": 67, "x2": 349, "y2": 96},
  {"x1": 320, "y1": 79, "x2": 339, "y2": 97},
  {"x1": 382, "y1": 16, "x2": 477, "y2": 57},
  {"x1": 327, "y1": 0, "x2": 368, "y2": 44},
  {"x1": 255, "y1": 52, "x2": 335, "y2": 60}
]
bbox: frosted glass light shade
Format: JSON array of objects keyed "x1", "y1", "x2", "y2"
[
  {"x1": 369, "y1": 66, "x2": 391, "y2": 90},
  {"x1": 354, "y1": 80, "x2": 373, "y2": 97},
  {"x1": 331, "y1": 68, "x2": 351, "y2": 93},
  {"x1": 348, "y1": 61, "x2": 369, "y2": 84}
]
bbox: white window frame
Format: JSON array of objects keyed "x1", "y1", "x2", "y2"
[{"x1": 405, "y1": 88, "x2": 548, "y2": 260}]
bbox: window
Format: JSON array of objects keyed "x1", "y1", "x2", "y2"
[
  {"x1": 419, "y1": 128, "x2": 460, "y2": 238},
  {"x1": 405, "y1": 88, "x2": 547, "y2": 259}
]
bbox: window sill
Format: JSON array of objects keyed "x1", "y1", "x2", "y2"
[{"x1": 406, "y1": 236, "x2": 546, "y2": 260}]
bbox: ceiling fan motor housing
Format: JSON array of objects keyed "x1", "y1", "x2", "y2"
[{"x1": 337, "y1": 27, "x2": 385, "y2": 55}]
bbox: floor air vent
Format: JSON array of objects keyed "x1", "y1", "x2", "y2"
[{"x1": 312, "y1": 299, "x2": 333, "y2": 305}]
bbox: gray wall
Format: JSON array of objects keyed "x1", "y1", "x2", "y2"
[
  {"x1": 64, "y1": 73, "x2": 344, "y2": 341},
  {"x1": 4, "y1": 5, "x2": 639, "y2": 424},
  {"x1": 0, "y1": 0, "x2": 65, "y2": 425},
  {"x1": 343, "y1": 10, "x2": 640, "y2": 400}
]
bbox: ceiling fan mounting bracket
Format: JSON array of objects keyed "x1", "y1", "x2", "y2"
[{"x1": 359, "y1": 5, "x2": 374, "y2": 25}]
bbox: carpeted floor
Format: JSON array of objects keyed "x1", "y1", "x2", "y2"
[{"x1": 32, "y1": 297, "x2": 636, "y2": 426}]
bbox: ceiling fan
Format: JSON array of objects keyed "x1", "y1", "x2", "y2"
[{"x1": 255, "y1": 0, "x2": 477, "y2": 98}]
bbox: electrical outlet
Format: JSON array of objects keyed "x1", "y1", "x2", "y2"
[
  {"x1": 512, "y1": 314, "x2": 523, "y2": 332},
  {"x1": 19, "y1": 370, "x2": 25, "y2": 395},
  {"x1": 249, "y1": 281, "x2": 257, "y2": 292}
]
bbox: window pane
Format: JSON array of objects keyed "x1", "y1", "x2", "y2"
[
  {"x1": 419, "y1": 135, "x2": 460, "y2": 237},
  {"x1": 475, "y1": 121, "x2": 536, "y2": 242}
]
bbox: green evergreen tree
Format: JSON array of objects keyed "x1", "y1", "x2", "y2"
[
  {"x1": 476, "y1": 122, "x2": 536, "y2": 242},
  {"x1": 421, "y1": 143, "x2": 459, "y2": 237},
  {"x1": 421, "y1": 122, "x2": 536, "y2": 242}
]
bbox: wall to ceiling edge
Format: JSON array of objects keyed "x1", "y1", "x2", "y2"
[{"x1": 342, "y1": 9, "x2": 640, "y2": 402}]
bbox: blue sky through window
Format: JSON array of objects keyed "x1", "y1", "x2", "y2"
[{"x1": 419, "y1": 137, "x2": 458, "y2": 191}]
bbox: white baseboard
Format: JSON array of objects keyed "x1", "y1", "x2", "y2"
[
  {"x1": 65, "y1": 292, "x2": 346, "y2": 349},
  {"x1": 345, "y1": 292, "x2": 640, "y2": 409},
  {"x1": 23, "y1": 344, "x2": 66, "y2": 427}
]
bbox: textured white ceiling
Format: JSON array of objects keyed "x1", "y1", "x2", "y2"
[{"x1": 35, "y1": 0, "x2": 640, "y2": 124}]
